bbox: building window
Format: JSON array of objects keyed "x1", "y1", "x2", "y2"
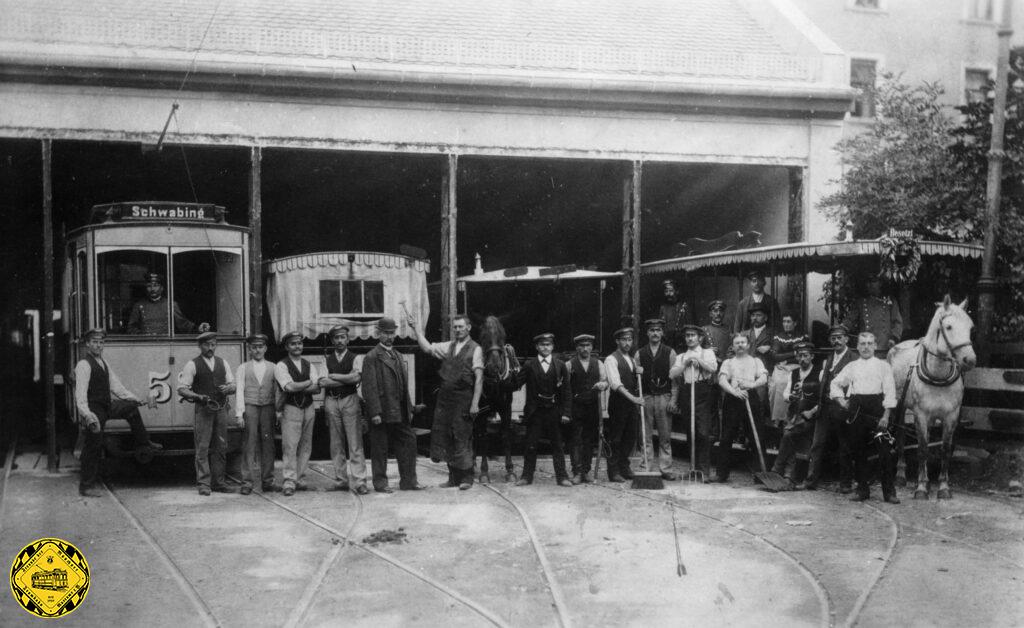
[
  {"x1": 966, "y1": 0, "x2": 995, "y2": 21},
  {"x1": 850, "y1": 59, "x2": 877, "y2": 118},
  {"x1": 847, "y1": 0, "x2": 885, "y2": 10},
  {"x1": 319, "y1": 280, "x2": 384, "y2": 315},
  {"x1": 964, "y1": 68, "x2": 992, "y2": 103},
  {"x1": 854, "y1": 0, "x2": 880, "y2": 8}
]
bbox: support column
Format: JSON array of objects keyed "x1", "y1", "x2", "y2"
[
  {"x1": 440, "y1": 154, "x2": 458, "y2": 340},
  {"x1": 620, "y1": 175, "x2": 632, "y2": 327},
  {"x1": 787, "y1": 167, "x2": 805, "y2": 243},
  {"x1": 248, "y1": 145, "x2": 263, "y2": 335},
  {"x1": 42, "y1": 138, "x2": 56, "y2": 472},
  {"x1": 630, "y1": 160, "x2": 642, "y2": 331}
]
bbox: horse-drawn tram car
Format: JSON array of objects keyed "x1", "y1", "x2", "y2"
[{"x1": 64, "y1": 202, "x2": 249, "y2": 458}]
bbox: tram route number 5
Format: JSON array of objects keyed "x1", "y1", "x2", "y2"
[{"x1": 148, "y1": 371, "x2": 173, "y2": 404}]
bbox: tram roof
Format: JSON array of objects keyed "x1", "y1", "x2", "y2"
[
  {"x1": 458, "y1": 266, "x2": 622, "y2": 283},
  {"x1": 641, "y1": 240, "x2": 985, "y2": 275}
]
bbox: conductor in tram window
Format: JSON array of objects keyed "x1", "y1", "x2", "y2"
[
  {"x1": 75, "y1": 328, "x2": 163, "y2": 497},
  {"x1": 732, "y1": 270, "x2": 782, "y2": 334},
  {"x1": 127, "y1": 272, "x2": 208, "y2": 335},
  {"x1": 177, "y1": 331, "x2": 237, "y2": 496},
  {"x1": 604, "y1": 327, "x2": 644, "y2": 483},
  {"x1": 514, "y1": 333, "x2": 573, "y2": 487}
]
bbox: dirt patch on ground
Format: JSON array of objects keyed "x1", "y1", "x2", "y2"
[
  {"x1": 952, "y1": 440, "x2": 1024, "y2": 496},
  {"x1": 362, "y1": 528, "x2": 409, "y2": 545}
]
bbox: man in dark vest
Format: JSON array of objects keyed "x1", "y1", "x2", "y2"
[
  {"x1": 604, "y1": 327, "x2": 644, "y2": 483},
  {"x1": 319, "y1": 325, "x2": 368, "y2": 495},
  {"x1": 177, "y1": 331, "x2": 236, "y2": 496},
  {"x1": 670, "y1": 324, "x2": 719, "y2": 480},
  {"x1": 564, "y1": 334, "x2": 608, "y2": 484},
  {"x1": 75, "y1": 328, "x2": 162, "y2": 497},
  {"x1": 361, "y1": 317, "x2": 425, "y2": 492},
  {"x1": 514, "y1": 333, "x2": 573, "y2": 486},
  {"x1": 412, "y1": 314, "x2": 483, "y2": 491},
  {"x1": 771, "y1": 341, "x2": 821, "y2": 490},
  {"x1": 234, "y1": 333, "x2": 280, "y2": 495},
  {"x1": 273, "y1": 331, "x2": 322, "y2": 496},
  {"x1": 638, "y1": 319, "x2": 679, "y2": 481},
  {"x1": 801, "y1": 325, "x2": 857, "y2": 492}
]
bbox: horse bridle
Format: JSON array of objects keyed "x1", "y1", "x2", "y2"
[
  {"x1": 918, "y1": 313, "x2": 971, "y2": 387},
  {"x1": 937, "y1": 313, "x2": 973, "y2": 360}
]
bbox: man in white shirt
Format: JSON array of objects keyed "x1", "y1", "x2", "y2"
[
  {"x1": 604, "y1": 327, "x2": 644, "y2": 482},
  {"x1": 274, "y1": 331, "x2": 322, "y2": 496},
  {"x1": 670, "y1": 324, "x2": 719, "y2": 479},
  {"x1": 565, "y1": 334, "x2": 608, "y2": 484},
  {"x1": 412, "y1": 314, "x2": 483, "y2": 490},
  {"x1": 637, "y1": 319, "x2": 679, "y2": 481},
  {"x1": 830, "y1": 332, "x2": 900, "y2": 504},
  {"x1": 178, "y1": 331, "x2": 236, "y2": 496},
  {"x1": 514, "y1": 333, "x2": 572, "y2": 487},
  {"x1": 234, "y1": 333, "x2": 279, "y2": 495},
  {"x1": 801, "y1": 324, "x2": 857, "y2": 492},
  {"x1": 715, "y1": 334, "x2": 768, "y2": 483},
  {"x1": 318, "y1": 325, "x2": 368, "y2": 495},
  {"x1": 75, "y1": 328, "x2": 161, "y2": 497}
]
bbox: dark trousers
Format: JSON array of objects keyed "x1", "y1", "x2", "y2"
[
  {"x1": 678, "y1": 382, "x2": 714, "y2": 473},
  {"x1": 80, "y1": 399, "x2": 151, "y2": 489},
  {"x1": 845, "y1": 394, "x2": 896, "y2": 498},
  {"x1": 474, "y1": 390, "x2": 515, "y2": 474},
  {"x1": 370, "y1": 420, "x2": 419, "y2": 490},
  {"x1": 242, "y1": 403, "x2": 276, "y2": 489},
  {"x1": 569, "y1": 401, "x2": 600, "y2": 476},
  {"x1": 716, "y1": 396, "x2": 745, "y2": 480},
  {"x1": 806, "y1": 402, "x2": 852, "y2": 487},
  {"x1": 430, "y1": 388, "x2": 475, "y2": 472},
  {"x1": 195, "y1": 405, "x2": 229, "y2": 489},
  {"x1": 772, "y1": 420, "x2": 814, "y2": 479},
  {"x1": 605, "y1": 403, "x2": 638, "y2": 479},
  {"x1": 522, "y1": 407, "x2": 568, "y2": 481}
]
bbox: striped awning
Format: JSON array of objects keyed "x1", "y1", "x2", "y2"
[{"x1": 641, "y1": 240, "x2": 984, "y2": 275}]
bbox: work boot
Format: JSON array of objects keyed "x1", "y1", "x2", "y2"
[
  {"x1": 849, "y1": 492, "x2": 869, "y2": 502},
  {"x1": 79, "y1": 485, "x2": 102, "y2": 498},
  {"x1": 608, "y1": 474, "x2": 626, "y2": 483},
  {"x1": 661, "y1": 471, "x2": 680, "y2": 481},
  {"x1": 884, "y1": 494, "x2": 901, "y2": 504},
  {"x1": 579, "y1": 472, "x2": 592, "y2": 484},
  {"x1": 839, "y1": 484, "x2": 853, "y2": 494},
  {"x1": 240, "y1": 486, "x2": 252, "y2": 495},
  {"x1": 571, "y1": 474, "x2": 582, "y2": 485},
  {"x1": 515, "y1": 478, "x2": 532, "y2": 486},
  {"x1": 198, "y1": 486, "x2": 211, "y2": 496},
  {"x1": 798, "y1": 480, "x2": 817, "y2": 491},
  {"x1": 557, "y1": 478, "x2": 574, "y2": 487}
]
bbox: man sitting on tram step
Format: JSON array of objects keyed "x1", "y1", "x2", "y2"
[
  {"x1": 830, "y1": 332, "x2": 900, "y2": 504},
  {"x1": 127, "y1": 272, "x2": 208, "y2": 336},
  {"x1": 274, "y1": 331, "x2": 322, "y2": 497},
  {"x1": 800, "y1": 324, "x2": 856, "y2": 492},
  {"x1": 770, "y1": 341, "x2": 821, "y2": 490},
  {"x1": 75, "y1": 328, "x2": 163, "y2": 497},
  {"x1": 604, "y1": 327, "x2": 644, "y2": 483},
  {"x1": 637, "y1": 318, "x2": 679, "y2": 481},
  {"x1": 732, "y1": 270, "x2": 782, "y2": 334},
  {"x1": 177, "y1": 331, "x2": 236, "y2": 496},
  {"x1": 842, "y1": 275, "x2": 904, "y2": 356},
  {"x1": 361, "y1": 317, "x2": 426, "y2": 493},
  {"x1": 411, "y1": 314, "x2": 483, "y2": 491},
  {"x1": 514, "y1": 333, "x2": 573, "y2": 487},
  {"x1": 670, "y1": 324, "x2": 719, "y2": 481},
  {"x1": 234, "y1": 333, "x2": 280, "y2": 495},
  {"x1": 318, "y1": 325, "x2": 369, "y2": 495},
  {"x1": 715, "y1": 334, "x2": 768, "y2": 483},
  {"x1": 565, "y1": 334, "x2": 608, "y2": 485},
  {"x1": 655, "y1": 278, "x2": 693, "y2": 350}
]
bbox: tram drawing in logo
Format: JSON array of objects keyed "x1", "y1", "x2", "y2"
[
  {"x1": 31, "y1": 567, "x2": 69, "y2": 591},
  {"x1": 10, "y1": 538, "x2": 90, "y2": 618}
]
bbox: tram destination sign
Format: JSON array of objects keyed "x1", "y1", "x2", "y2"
[{"x1": 91, "y1": 202, "x2": 227, "y2": 224}]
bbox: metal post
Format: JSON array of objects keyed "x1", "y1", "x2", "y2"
[
  {"x1": 977, "y1": 0, "x2": 1014, "y2": 364},
  {"x1": 42, "y1": 139, "x2": 57, "y2": 472},
  {"x1": 248, "y1": 145, "x2": 263, "y2": 335},
  {"x1": 440, "y1": 154, "x2": 458, "y2": 340},
  {"x1": 631, "y1": 161, "x2": 643, "y2": 331},
  {"x1": 620, "y1": 175, "x2": 632, "y2": 327}
]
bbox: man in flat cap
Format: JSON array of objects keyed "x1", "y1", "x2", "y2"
[
  {"x1": 770, "y1": 340, "x2": 821, "y2": 490},
  {"x1": 670, "y1": 324, "x2": 719, "y2": 480},
  {"x1": 318, "y1": 325, "x2": 368, "y2": 495},
  {"x1": 801, "y1": 324, "x2": 856, "y2": 492},
  {"x1": 514, "y1": 333, "x2": 572, "y2": 486},
  {"x1": 127, "y1": 272, "x2": 207, "y2": 336},
  {"x1": 564, "y1": 334, "x2": 608, "y2": 484},
  {"x1": 178, "y1": 331, "x2": 236, "y2": 495},
  {"x1": 637, "y1": 318, "x2": 679, "y2": 480},
  {"x1": 604, "y1": 327, "x2": 644, "y2": 482},
  {"x1": 274, "y1": 331, "x2": 322, "y2": 496},
  {"x1": 733, "y1": 270, "x2": 782, "y2": 334},
  {"x1": 234, "y1": 333, "x2": 280, "y2": 494},
  {"x1": 411, "y1": 314, "x2": 483, "y2": 491},
  {"x1": 75, "y1": 328, "x2": 162, "y2": 497},
  {"x1": 361, "y1": 317, "x2": 425, "y2": 492},
  {"x1": 655, "y1": 278, "x2": 693, "y2": 350}
]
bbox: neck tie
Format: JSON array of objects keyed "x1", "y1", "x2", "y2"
[{"x1": 541, "y1": 358, "x2": 549, "y2": 373}]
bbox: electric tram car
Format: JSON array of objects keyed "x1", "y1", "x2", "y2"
[
  {"x1": 31, "y1": 568, "x2": 69, "y2": 591},
  {"x1": 64, "y1": 202, "x2": 249, "y2": 457}
]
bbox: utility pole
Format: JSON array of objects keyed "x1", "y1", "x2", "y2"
[{"x1": 977, "y1": 0, "x2": 1014, "y2": 365}]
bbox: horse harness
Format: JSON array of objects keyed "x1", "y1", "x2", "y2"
[{"x1": 917, "y1": 312, "x2": 972, "y2": 387}]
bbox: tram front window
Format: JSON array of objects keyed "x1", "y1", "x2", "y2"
[
  {"x1": 97, "y1": 250, "x2": 171, "y2": 334},
  {"x1": 171, "y1": 249, "x2": 244, "y2": 337}
]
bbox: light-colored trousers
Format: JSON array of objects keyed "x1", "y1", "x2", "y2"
[
  {"x1": 642, "y1": 392, "x2": 675, "y2": 473},
  {"x1": 281, "y1": 404, "x2": 315, "y2": 489},
  {"x1": 324, "y1": 394, "x2": 367, "y2": 488}
]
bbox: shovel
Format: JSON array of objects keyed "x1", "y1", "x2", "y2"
[{"x1": 743, "y1": 396, "x2": 789, "y2": 491}]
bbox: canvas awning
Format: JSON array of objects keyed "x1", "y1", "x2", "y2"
[{"x1": 458, "y1": 267, "x2": 622, "y2": 283}]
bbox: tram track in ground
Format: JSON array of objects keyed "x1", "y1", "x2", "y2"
[
  {"x1": 234, "y1": 466, "x2": 511, "y2": 628},
  {"x1": 0, "y1": 439, "x2": 16, "y2": 537}
]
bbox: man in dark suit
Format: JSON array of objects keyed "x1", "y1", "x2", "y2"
[
  {"x1": 515, "y1": 333, "x2": 573, "y2": 487},
  {"x1": 732, "y1": 270, "x2": 782, "y2": 334},
  {"x1": 361, "y1": 317, "x2": 426, "y2": 493},
  {"x1": 800, "y1": 325, "x2": 856, "y2": 492}
]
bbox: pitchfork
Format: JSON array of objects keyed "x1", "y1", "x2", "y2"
[{"x1": 685, "y1": 364, "x2": 705, "y2": 484}]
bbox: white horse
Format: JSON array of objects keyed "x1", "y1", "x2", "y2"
[{"x1": 888, "y1": 296, "x2": 977, "y2": 499}]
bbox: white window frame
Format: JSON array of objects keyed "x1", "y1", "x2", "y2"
[
  {"x1": 847, "y1": 54, "x2": 885, "y2": 122},
  {"x1": 318, "y1": 279, "x2": 386, "y2": 317},
  {"x1": 962, "y1": 64, "x2": 995, "y2": 105},
  {"x1": 846, "y1": 0, "x2": 888, "y2": 13}
]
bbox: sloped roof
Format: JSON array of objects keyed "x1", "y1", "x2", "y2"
[{"x1": 0, "y1": 0, "x2": 847, "y2": 92}]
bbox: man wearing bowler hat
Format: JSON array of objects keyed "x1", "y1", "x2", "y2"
[
  {"x1": 234, "y1": 333, "x2": 279, "y2": 495},
  {"x1": 177, "y1": 331, "x2": 236, "y2": 495},
  {"x1": 733, "y1": 270, "x2": 782, "y2": 334},
  {"x1": 274, "y1": 331, "x2": 322, "y2": 496},
  {"x1": 515, "y1": 333, "x2": 573, "y2": 487},
  {"x1": 564, "y1": 334, "x2": 608, "y2": 484},
  {"x1": 361, "y1": 317, "x2": 425, "y2": 492},
  {"x1": 604, "y1": 327, "x2": 644, "y2": 482},
  {"x1": 75, "y1": 328, "x2": 162, "y2": 497},
  {"x1": 127, "y1": 272, "x2": 207, "y2": 335},
  {"x1": 318, "y1": 325, "x2": 369, "y2": 495}
]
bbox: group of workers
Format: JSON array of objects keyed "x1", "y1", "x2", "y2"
[{"x1": 75, "y1": 269, "x2": 903, "y2": 504}]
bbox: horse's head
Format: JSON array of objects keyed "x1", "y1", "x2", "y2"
[{"x1": 929, "y1": 295, "x2": 976, "y2": 371}]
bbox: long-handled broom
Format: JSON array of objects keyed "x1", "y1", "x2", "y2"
[
  {"x1": 744, "y1": 396, "x2": 789, "y2": 491},
  {"x1": 632, "y1": 370, "x2": 665, "y2": 490}
]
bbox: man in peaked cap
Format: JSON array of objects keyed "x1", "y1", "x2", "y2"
[
  {"x1": 603, "y1": 327, "x2": 644, "y2": 482},
  {"x1": 274, "y1": 331, "x2": 323, "y2": 496},
  {"x1": 637, "y1": 319, "x2": 679, "y2": 480},
  {"x1": 702, "y1": 300, "x2": 731, "y2": 365},
  {"x1": 770, "y1": 340, "x2": 821, "y2": 490},
  {"x1": 127, "y1": 271, "x2": 208, "y2": 335},
  {"x1": 75, "y1": 328, "x2": 162, "y2": 497},
  {"x1": 732, "y1": 269, "x2": 782, "y2": 334},
  {"x1": 801, "y1": 324, "x2": 856, "y2": 492},
  {"x1": 670, "y1": 324, "x2": 719, "y2": 480},
  {"x1": 655, "y1": 278, "x2": 693, "y2": 350},
  {"x1": 564, "y1": 334, "x2": 608, "y2": 484},
  {"x1": 234, "y1": 333, "x2": 280, "y2": 494},
  {"x1": 318, "y1": 325, "x2": 368, "y2": 494},
  {"x1": 514, "y1": 333, "x2": 572, "y2": 486}
]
